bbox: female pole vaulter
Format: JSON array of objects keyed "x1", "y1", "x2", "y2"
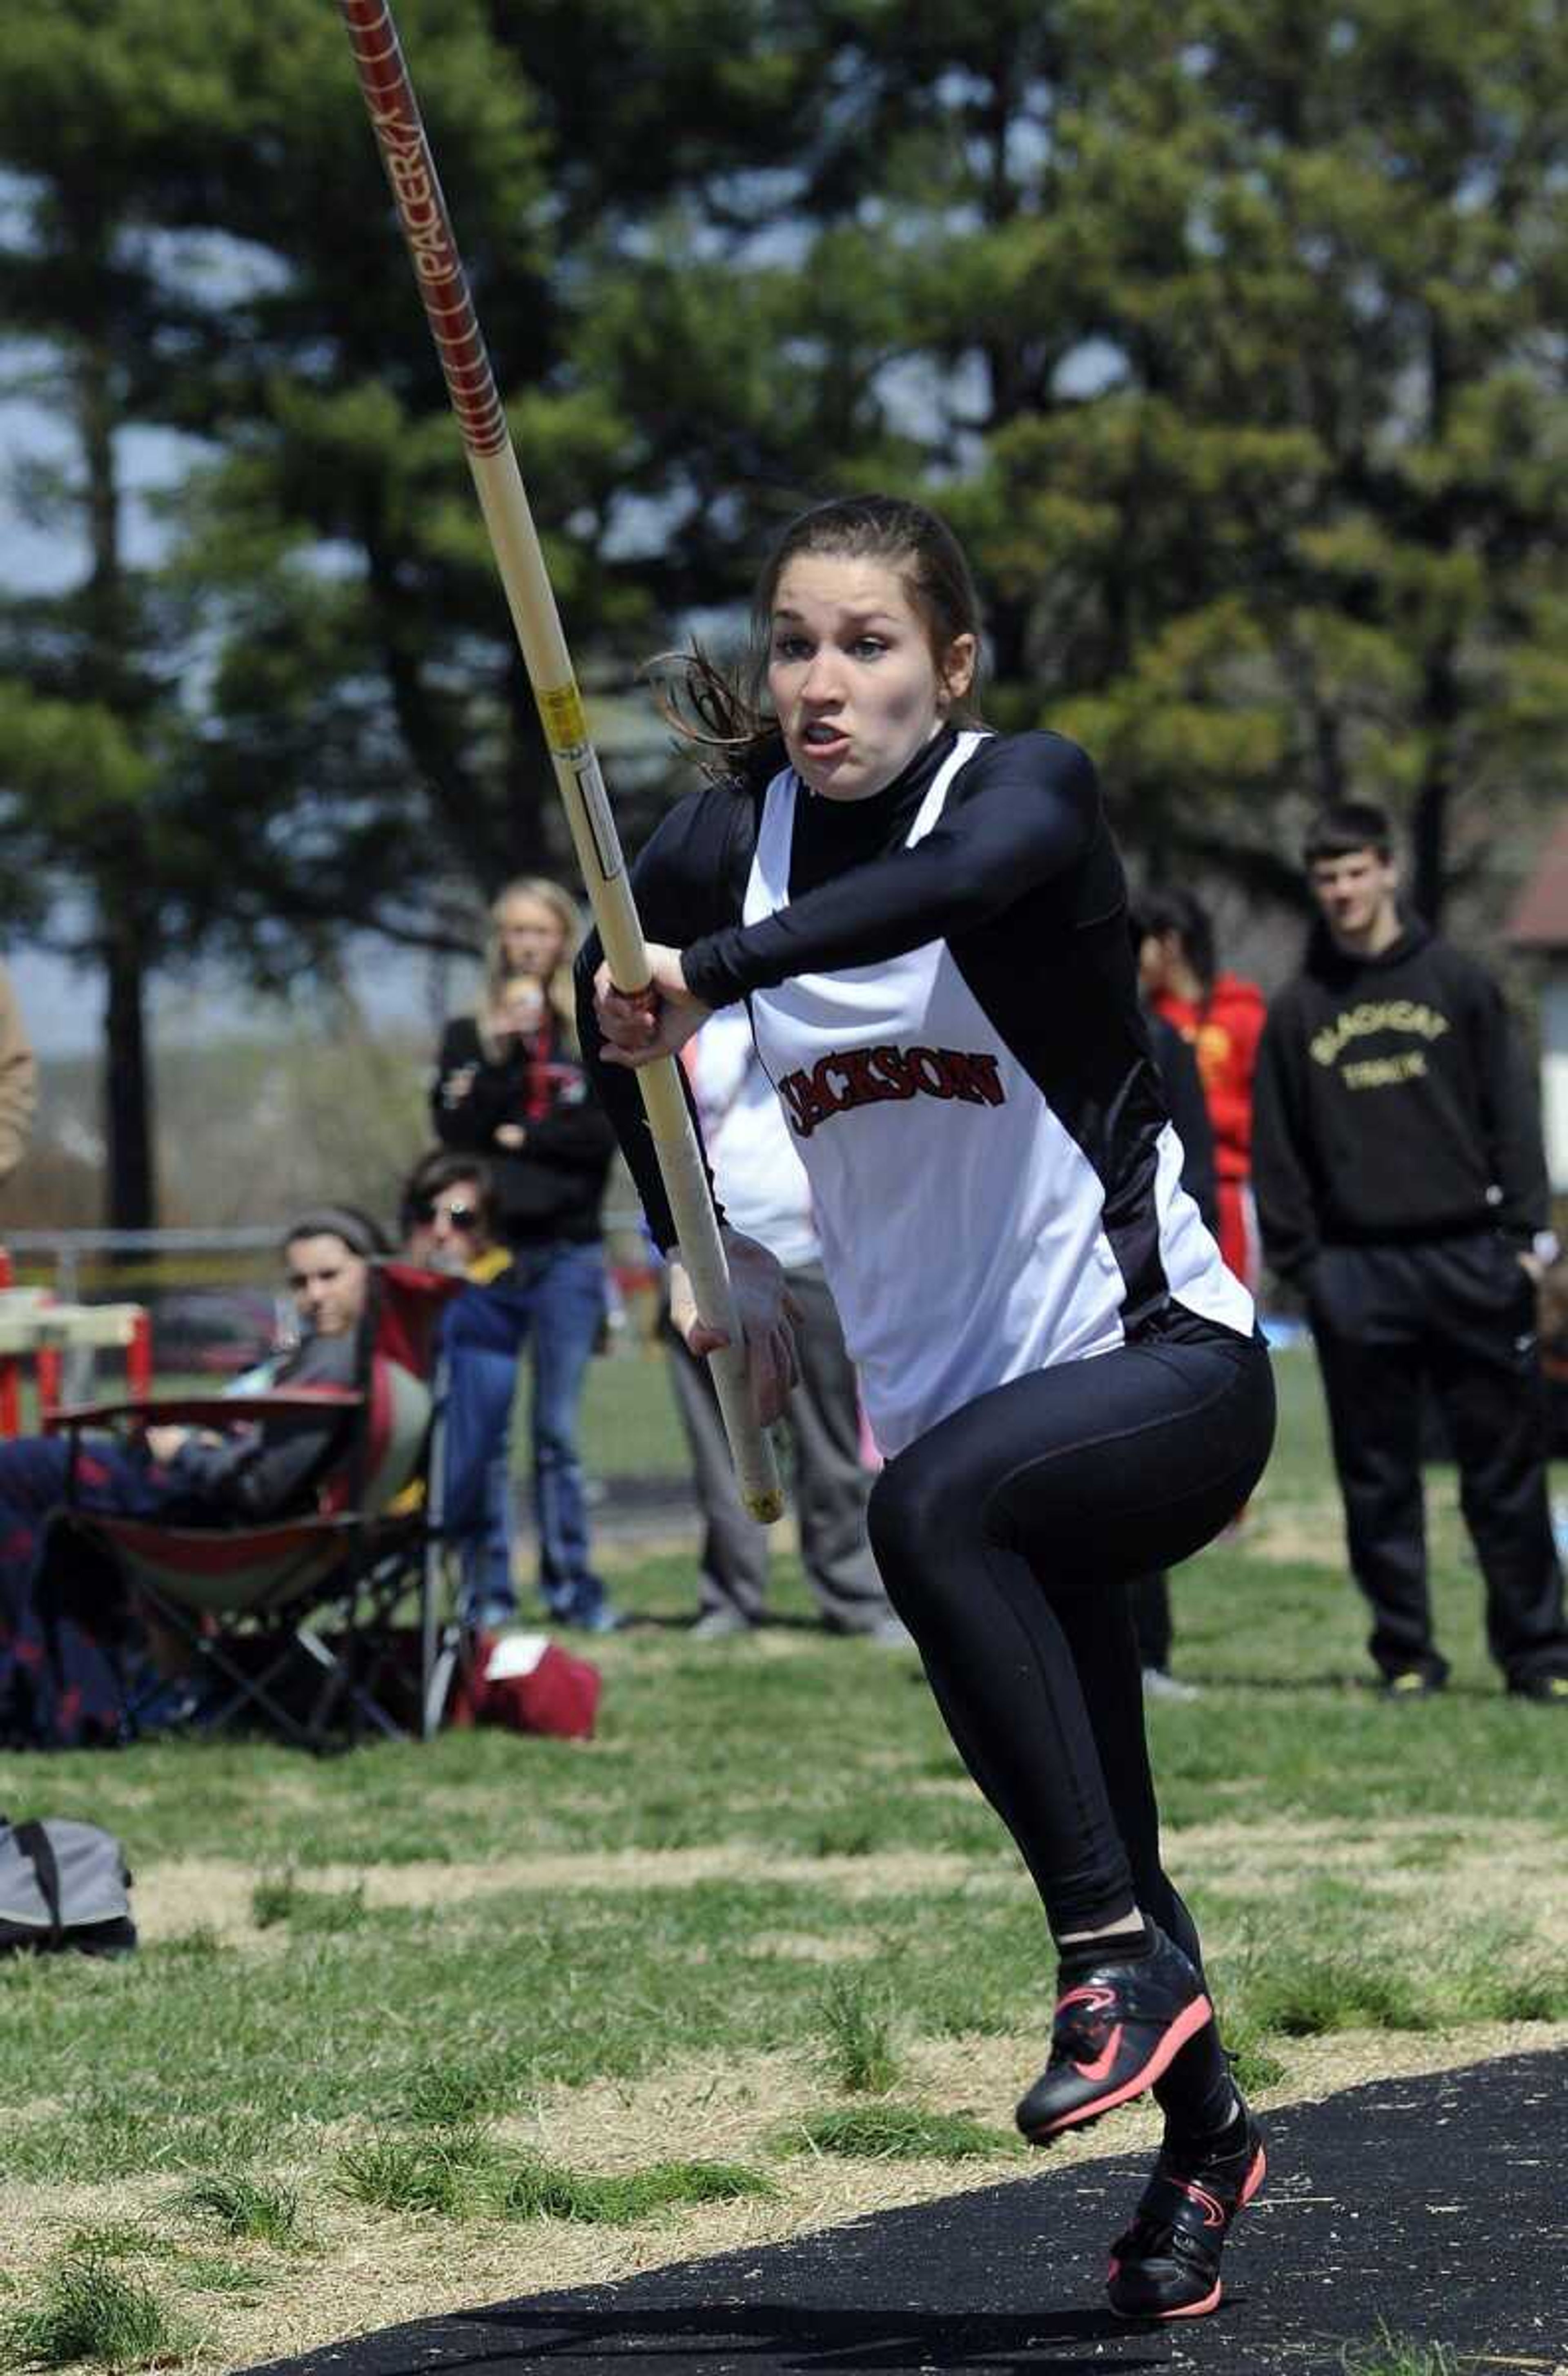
[{"x1": 579, "y1": 493, "x2": 1276, "y2": 2322}]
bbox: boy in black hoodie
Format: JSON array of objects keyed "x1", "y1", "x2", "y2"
[{"x1": 1253, "y1": 802, "x2": 1568, "y2": 1703}]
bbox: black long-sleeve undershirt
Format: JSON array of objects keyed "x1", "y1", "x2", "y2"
[
  {"x1": 575, "y1": 727, "x2": 1114, "y2": 1251},
  {"x1": 680, "y1": 727, "x2": 1097, "y2": 1004}
]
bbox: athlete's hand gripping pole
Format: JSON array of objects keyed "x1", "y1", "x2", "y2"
[{"x1": 339, "y1": 0, "x2": 783, "y2": 1521}]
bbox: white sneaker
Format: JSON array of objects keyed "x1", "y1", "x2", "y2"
[
  {"x1": 690, "y1": 1607, "x2": 755, "y2": 1641},
  {"x1": 1142, "y1": 1667, "x2": 1201, "y2": 1703}
]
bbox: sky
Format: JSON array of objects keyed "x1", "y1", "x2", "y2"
[
  {"x1": 9, "y1": 940, "x2": 456, "y2": 1061},
  {"x1": 0, "y1": 388, "x2": 468, "y2": 1057}
]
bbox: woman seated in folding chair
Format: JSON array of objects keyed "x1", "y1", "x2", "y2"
[{"x1": 0, "y1": 1208, "x2": 385, "y2": 1747}]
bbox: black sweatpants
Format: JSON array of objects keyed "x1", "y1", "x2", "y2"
[
  {"x1": 1307, "y1": 1235, "x2": 1568, "y2": 1687},
  {"x1": 867, "y1": 1315, "x2": 1275, "y2": 1941}
]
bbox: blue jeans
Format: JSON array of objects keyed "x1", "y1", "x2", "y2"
[
  {"x1": 441, "y1": 1344, "x2": 520, "y2": 1625},
  {"x1": 441, "y1": 1243, "x2": 608, "y2": 1625}
]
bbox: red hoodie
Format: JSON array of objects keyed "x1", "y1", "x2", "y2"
[{"x1": 1151, "y1": 974, "x2": 1267, "y2": 1185}]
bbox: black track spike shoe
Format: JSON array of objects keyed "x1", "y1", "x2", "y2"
[
  {"x1": 1014, "y1": 1924, "x2": 1213, "y2": 2145},
  {"x1": 1106, "y1": 2104, "x2": 1267, "y2": 2320}
]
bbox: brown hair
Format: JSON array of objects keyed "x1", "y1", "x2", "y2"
[
  {"x1": 399, "y1": 1149, "x2": 499, "y2": 1247},
  {"x1": 1303, "y1": 802, "x2": 1395, "y2": 868},
  {"x1": 281, "y1": 1205, "x2": 388, "y2": 1260},
  {"x1": 479, "y1": 876, "x2": 583, "y2": 1059},
  {"x1": 1132, "y1": 887, "x2": 1217, "y2": 995},
  {"x1": 655, "y1": 493, "x2": 987, "y2": 788}
]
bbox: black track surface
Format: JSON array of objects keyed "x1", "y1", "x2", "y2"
[{"x1": 247, "y1": 2049, "x2": 1566, "y2": 2376}]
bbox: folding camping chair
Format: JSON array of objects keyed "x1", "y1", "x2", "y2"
[{"x1": 45, "y1": 1261, "x2": 468, "y2": 1750}]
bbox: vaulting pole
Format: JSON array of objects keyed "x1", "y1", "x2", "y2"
[{"x1": 339, "y1": 0, "x2": 782, "y2": 1519}]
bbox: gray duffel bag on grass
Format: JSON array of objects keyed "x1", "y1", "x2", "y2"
[{"x1": 0, "y1": 1813, "x2": 136, "y2": 1956}]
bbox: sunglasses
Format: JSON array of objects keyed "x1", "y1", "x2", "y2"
[{"x1": 414, "y1": 1199, "x2": 480, "y2": 1229}]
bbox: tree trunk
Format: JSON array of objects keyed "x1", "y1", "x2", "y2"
[
  {"x1": 1410, "y1": 774, "x2": 1450, "y2": 929},
  {"x1": 102, "y1": 918, "x2": 155, "y2": 1232},
  {"x1": 1411, "y1": 644, "x2": 1459, "y2": 926},
  {"x1": 76, "y1": 325, "x2": 157, "y2": 1231}
]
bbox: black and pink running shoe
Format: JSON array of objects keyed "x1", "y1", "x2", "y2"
[
  {"x1": 1014, "y1": 1924, "x2": 1213, "y2": 2143},
  {"x1": 1106, "y1": 2104, "x2": 1266, "y2": 2320}
]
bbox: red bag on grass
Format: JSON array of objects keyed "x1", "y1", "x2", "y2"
[{"x1": 453, "y1": 1632, "x2": 601, "y2": 1741}]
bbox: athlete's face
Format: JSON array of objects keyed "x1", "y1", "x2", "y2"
[
  {"x1": 1309, "y1": 847, "x2": 1400, "y2": 952},
  {"x1": 767, "y1": 555, "x2": 976, "y2": 802}
]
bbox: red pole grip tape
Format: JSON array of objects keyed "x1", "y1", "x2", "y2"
[{"x1": 338, "y1": 0, "x2": 508, "y2": 458}]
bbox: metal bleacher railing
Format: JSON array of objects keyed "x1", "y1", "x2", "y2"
[
  {"x1": 0, "y1": 1228, "x2": 288, "y2": 1426},
  {"x1": 2, "y1": 1226, "x2": 282, "y2": 1289},
  {"x1": 3, "y1": 1219, "x2": 655, "y2": 1300}
]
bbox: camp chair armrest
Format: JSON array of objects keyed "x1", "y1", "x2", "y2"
[{"x1": 45, "y1": 1387, "x2": 366, "y2": 1433}]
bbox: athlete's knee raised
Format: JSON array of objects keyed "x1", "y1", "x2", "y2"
[{"x1": 868, "y1": 1458, "x2": 973, "y2": 1587}]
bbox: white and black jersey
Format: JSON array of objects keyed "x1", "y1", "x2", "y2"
[{"x1": 578, "y1": 725, "x2": 1252, "y2": 1455}]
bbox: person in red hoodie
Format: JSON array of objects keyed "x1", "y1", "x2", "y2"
[{"x1": 1137, "y1": 890, "x2": 1267, "y2": 1293}]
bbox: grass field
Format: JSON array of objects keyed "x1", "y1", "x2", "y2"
[{"x1": 0, "y1": 1345, "x2": 1564, "y2": 2372}]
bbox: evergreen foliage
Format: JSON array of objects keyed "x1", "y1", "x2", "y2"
[{"x1": 1, "y1": 0, "x2": 1564, "y2": 1215}]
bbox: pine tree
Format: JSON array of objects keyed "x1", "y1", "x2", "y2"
[
  {"x1": 0, "y1": 0, "x2": 263, "y2": 1224},
  {"x1": 956, "y1": 0, "x2": 1568, "y2": 918}
]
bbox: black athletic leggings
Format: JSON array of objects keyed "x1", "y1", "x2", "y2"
[{"x1": 868, "y1": 1313, "x2": 1275, "y2": 1942}]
